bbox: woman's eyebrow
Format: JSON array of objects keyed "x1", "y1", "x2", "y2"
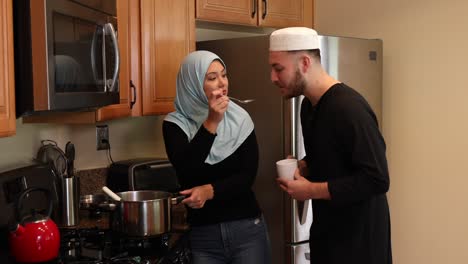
[{"x1": 206, "y1": 69, "x2": 226, "y2": 75}]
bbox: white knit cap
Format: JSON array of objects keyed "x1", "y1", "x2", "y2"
[{"x1": 269, "y1": 27, "x2": 319, "y2": 51}]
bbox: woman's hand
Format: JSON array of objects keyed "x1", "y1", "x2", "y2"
[
  {"x1": 180, "y1": 184, "x2": 214, "y2": 209},
  {"x1": 204, "y1": 89, "x2": 229, "y2": 134}
]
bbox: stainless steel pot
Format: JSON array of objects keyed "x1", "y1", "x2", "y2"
[{"x1": 111, "y1": 190, "x2": 184, "y2": 237}]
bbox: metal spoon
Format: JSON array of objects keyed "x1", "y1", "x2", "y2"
[{"x1": 228, "y1": 96, "x2": 255, "y2": 104}]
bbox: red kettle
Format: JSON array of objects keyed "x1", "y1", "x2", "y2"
[{"x1": 8, "y1": 188, "x2": 60, "y2": 263}]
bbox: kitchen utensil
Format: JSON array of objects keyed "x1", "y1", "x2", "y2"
[
  {"x1": 102, "y1": 186, "x2": 122, "y2": 201},
  {"x1": 8, "y1": 188, "x2": 60, "y2": 263},
  {"x1": 36, "y1": 140, "x2": 68, "y2": 178},
  {"x1": 109, "y1": 190, "x2": 185, "y2": 237},
  {"x1": 36, "y1": 140, "x2": 80, "y2": 227},
  {"x1": 60, "y1": 141, "x2": 79, "y2": 226},
  {"x1": 59, "y1": 176, "x2": 80, "y2": 227},
  {"x1": 228, "y1": 96, "x2": 255, "y2": 104},
  {"x1": 65, "y1": 141, "x2": 75, "y2": 177}
]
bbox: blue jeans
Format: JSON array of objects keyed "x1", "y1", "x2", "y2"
[{"x1": 189, "y1": 215, "x2": 272, "y2": 264}]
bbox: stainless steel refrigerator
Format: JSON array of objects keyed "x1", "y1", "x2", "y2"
[{"x1": 197, "y1": 35, "x2": 382, "y2": 264}]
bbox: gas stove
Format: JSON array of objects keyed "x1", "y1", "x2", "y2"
[
  {"x1": 56, "y1": 228, "x2": 190, "y2": 264},
  {"x1": 0, "y1": 163, "x2": 190, "y2": 264}
]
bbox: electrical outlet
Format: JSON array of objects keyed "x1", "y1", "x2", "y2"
[{"x1": 96, "y1": 125, "x2": 109, "y2": 150}]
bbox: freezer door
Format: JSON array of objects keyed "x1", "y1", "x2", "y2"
[{"x1": 286, "y1": 242, "x2": 311, "y2": 264}]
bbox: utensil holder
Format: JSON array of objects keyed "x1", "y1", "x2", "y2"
[{"x1": 56, "y1": 176, "x2": 80, "y2": 227}]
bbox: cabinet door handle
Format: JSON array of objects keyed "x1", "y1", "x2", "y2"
[
  {"x1": 130, "y1": 80, "x2": 137, "y2": 109},
  {"x1": 262, "y1": 0, "x2": 267, "y2": 19},
  {"x1": 251, "y1": 0, "x2": 257, "y2": 18}
]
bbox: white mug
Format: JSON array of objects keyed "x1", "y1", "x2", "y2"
[{"x1": 276, "y1": 158, "x2": 298, "y2": 180}]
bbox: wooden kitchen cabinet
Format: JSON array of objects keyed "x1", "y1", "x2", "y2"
[
  {"x1": 139, "y1": 0, "x2": 195, "y2": 115},
  {"x1": 0, "y1": 0, "x2": 16, "y2": 137},
  {"x1": 196, "y1": 0, "x2": 314, "y2": 28}
]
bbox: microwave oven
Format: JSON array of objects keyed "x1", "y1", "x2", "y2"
[{"x1": 13, "y1": 0, "x2": 120, "y2": 117}]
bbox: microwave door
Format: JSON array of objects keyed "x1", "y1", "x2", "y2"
[
  {"x1": 103, "y1": 23, "x2": 120, "y2": 93},
  {"x1": 14, "y1": 0, "x2": 122, "y2": 113}
]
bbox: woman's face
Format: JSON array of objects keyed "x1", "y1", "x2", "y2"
[{"x1": 203, "y1": 60, "x2": 228, "y2": 99}]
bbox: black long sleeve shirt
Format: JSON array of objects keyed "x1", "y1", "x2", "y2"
[
  {"x1": 162, "y1": 121, "x2": 261, "y2": 226},
  {"x1": 301, "y1": 83, "x2": 392, "y2": 264}
]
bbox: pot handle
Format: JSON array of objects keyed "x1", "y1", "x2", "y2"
[
  {"x1": 171, "y1": 195, "x2": 186, "y2": 205},
  {"x1": 15, "y1": 188, "x2": 53, "y2": 223}
]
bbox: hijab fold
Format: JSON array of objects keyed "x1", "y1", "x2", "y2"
[{"x1": 164, "y1": 51, "x2": 254, "y2": 164}]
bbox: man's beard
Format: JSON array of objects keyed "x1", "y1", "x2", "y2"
[{"x1": 285, "y1": 69, "x2": 306, "y2": 99}]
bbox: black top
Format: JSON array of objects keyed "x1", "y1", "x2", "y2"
[
  {"x1": 162, "y1": 121, "x2": 261, "y2": 226},
  {"x1": 301, "y1": 83, "x2": 392, "y2": 264}
]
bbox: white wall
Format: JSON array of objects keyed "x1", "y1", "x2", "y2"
[
  {"x1": 315, "y1": 0, "x2": 468, "y2": 263},
  {"x1": 0, "y1": 116, "x2": 168, "y2": 171}
]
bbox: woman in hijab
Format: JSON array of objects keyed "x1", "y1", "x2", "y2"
[{"x1": 163, "y1": 50, "x2": 271, "y2": 264}]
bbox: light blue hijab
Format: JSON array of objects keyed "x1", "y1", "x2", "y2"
[{"x1": 164, "y1": 51, "x2": 254, "y2": 164}]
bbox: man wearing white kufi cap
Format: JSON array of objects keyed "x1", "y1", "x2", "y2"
[
  {"x1": 271, "y1": 27, "x2": 392, "y2": 264},
  {"x1": 269, "y1": 27, "x2": 320, "y2": 51}
]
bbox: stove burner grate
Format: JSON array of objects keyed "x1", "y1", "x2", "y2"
[{"x1": 58, "y1": 228, "x2": 176, "y2": 264}]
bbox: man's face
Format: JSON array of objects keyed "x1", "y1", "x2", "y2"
[{"x1": 269, "y1": 51, "x2": 305, "y2": 99}]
